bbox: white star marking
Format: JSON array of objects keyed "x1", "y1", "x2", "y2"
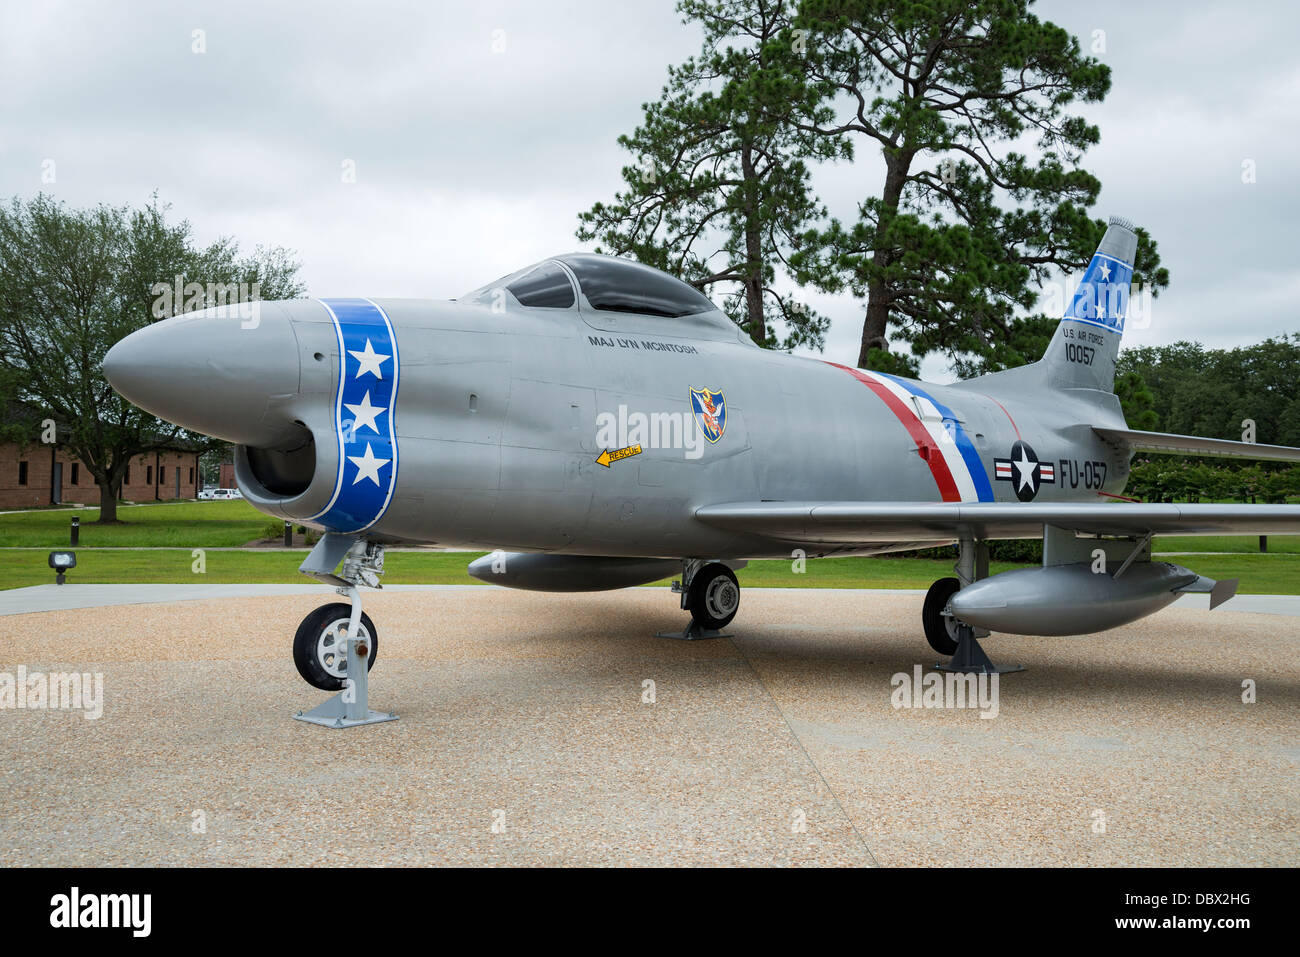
[
  {"x1": 344, "y1": 390, "x2": 386, "y2": 434},
  {"x1": 348, "y1": 442, "x2": 390, "y2": 487},
  {"x1": 1098, "y1": 260, "x2": 1112, "y2": 281},
  {"x1": 1012, "y1": 447, "x2": 1037, "y2": 493},
  {"x1": 348, "y1": 339, "x2": 390, "y2": 379}
]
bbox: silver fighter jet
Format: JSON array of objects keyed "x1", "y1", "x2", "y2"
[{"x1": 104, "y1": 218, "x2": 1300, "y2": 691}]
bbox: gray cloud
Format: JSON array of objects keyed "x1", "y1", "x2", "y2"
[{"x1": 2, "y1": 0, "x2": 1295, "y2": 380}]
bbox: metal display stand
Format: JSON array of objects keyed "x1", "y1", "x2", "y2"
[
  {"x1": 654, "y1": 622, "x2": 732, "y2": 641},
  {"x1": 935, "y1": 623, "x2": 1024, "y2": 675}
]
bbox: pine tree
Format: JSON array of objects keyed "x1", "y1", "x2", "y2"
[
  {"x1": 768, "y1": 0, "x2": 1170, "y2": 372},
  {"x1": 578, "y1": 0, "x2": 847, "y2": 350}
]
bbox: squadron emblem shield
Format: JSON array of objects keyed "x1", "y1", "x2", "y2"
[{"x1": 690, "y1": 388, "x2": 727, "y2": 443}]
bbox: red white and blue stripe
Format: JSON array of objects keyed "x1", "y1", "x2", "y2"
[
  {"x1": 827, "y1": 362, "x2": 994, "y2": 503},
  {"x1": 306, "y1": 298, "x2": 400, "y2": 534}
]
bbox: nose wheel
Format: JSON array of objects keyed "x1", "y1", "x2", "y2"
[{"x1": 293, "y1": 602, "x2": 379, "y2": 691}]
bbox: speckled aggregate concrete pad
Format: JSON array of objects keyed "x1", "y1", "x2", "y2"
[{"x1": 0, "y1": 587, "x2": 1295, "y2": 866}]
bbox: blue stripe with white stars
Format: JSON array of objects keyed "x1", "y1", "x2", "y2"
[
  {"x1": 306, "y1": 298, "x2": 400, "y2": 533},
  {"x1": 1063, "y1": 252, "x2": 1133, "y2": 333}
]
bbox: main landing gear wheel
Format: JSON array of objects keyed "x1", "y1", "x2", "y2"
[
  {"x1": 923, "y1": 577, "x2": 962, "y2": 656},
  {"x1": 293, "y1": 602, "x2": 379, "y2": 691},
  {"x1": 687, "y1": 563, "x2": 741, "y2": 631}
]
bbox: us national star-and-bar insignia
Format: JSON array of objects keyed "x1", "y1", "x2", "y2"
[
  {"x1": 690, "y1": 387, "x2": 726, "y2": 443},
  {"x1": 994, "y1": 439, "x2": 1055, "y2": 502}
]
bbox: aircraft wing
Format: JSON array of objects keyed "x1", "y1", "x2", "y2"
[
  {"x1": 1094, "y1": 427, "x2": 1300, "y2": 462},
  {"x1": 694, "y1": 501, "x2": 1300, "y2": 546}
]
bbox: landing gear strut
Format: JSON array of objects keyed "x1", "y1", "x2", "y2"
[
  {"x1": 926, "y1": 536, "x2": 1023, "y2": 675},
  {"x1": 657, "y1": 559, "x2": 743, "y2": 640},
  {"x1": 293, "y1": 537, "x2": 398, "y2": 728}
]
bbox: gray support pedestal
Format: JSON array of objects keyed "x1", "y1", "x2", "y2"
[
  {"x1": 655, "y1": 622, "x2": 732, "y2": 641},
  {"x1": 935, "y1": 624, "x2": 1024, "y2": 676}
]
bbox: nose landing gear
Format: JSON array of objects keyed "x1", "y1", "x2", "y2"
[{"x1": 293, "y1": 536, "x2": 398, "y2": 728}]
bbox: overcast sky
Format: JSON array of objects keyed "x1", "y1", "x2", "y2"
[{"x1": 2, "y1": 0, "x2": 1296, "y2": 380}]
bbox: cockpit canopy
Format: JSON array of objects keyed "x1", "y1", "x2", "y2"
[{"x1": 463, "y1": 253, "x2": 733, "y2": 330}]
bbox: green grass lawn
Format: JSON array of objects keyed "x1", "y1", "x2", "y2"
[
  {"x1": 0, "y1": 499, "x2": 273, "y2": 548},
  {"x1": 1152, "y1": 534, "x2": 1300, "y2": 554},
  {"x1": 2, "y1": 500, "x2": 1295, "y2": 593},
  {"x1": 3, "y1": 500, "x2": 1295, "y2": 554},
  {"x1": 2, "y1": 548, "x2": 1296, "y2": 594}
]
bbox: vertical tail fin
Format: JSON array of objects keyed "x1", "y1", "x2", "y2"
[{"x1": 1039, "y1": 216, "x2": 1138, "y2": 394}]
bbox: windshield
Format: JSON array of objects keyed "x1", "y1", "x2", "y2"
[
  {"x1": 505, "y1": 262, "x2": 575, "y2": 308},
  {"x1": 461, "y1": 261, "x2": 576, "y2": 309}
]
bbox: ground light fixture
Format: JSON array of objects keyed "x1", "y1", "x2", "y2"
[{"x1": 48, "y1": 550, "x2": 76, "y2": 585}]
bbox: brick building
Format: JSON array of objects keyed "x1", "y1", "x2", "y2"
[{"x1": 0, "y1": 442, "x2": 201, "y2": 509}]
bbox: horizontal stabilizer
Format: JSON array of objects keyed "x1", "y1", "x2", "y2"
[{"x1": 1094, "y1": 427, "x2": 1300, "y2": 462}]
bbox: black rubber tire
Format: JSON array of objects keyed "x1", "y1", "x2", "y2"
[
  {"x1": 293, "y1": 602, "x2": 379, "y2": 691},
  {"x1": 923, "y1": 577, "x2": 962, "y2": 656},
  {"x1": 687, "y1": 564, "x2": 741, "y2": 630}
]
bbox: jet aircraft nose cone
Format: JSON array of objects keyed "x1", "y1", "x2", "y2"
[{"x1": 103, "y1": 301, "x2": 303, "y2": 446}]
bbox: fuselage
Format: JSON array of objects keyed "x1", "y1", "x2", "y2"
[{"x1": 224, "y1": 295, "x2": 1131, "y2": 559}]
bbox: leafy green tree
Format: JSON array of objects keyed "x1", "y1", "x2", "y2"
[
  {"x1": 1121, "y1": 336, "x2": 1300, "y2": 442},
  {"x1": 767, "y1": 0, "x2": 1168, "y2": 372},
  {"x1": 578, "y1": 0, "x2": 847, "y2": 350},
  {"x1": 1237, "y1": 466, "x2": 1266, "y2": 503},
  {"x1": 1126, "y1": 458, "x2": 1158, "y2": 501},
  {"x1": 1118, "y1": 342, "x2": 1201, "y2": 429},
  {"x1": 1259, "y1": 469, "x2": 1297, "y2": 504},
  {"x1": 1279, "y1": 393, "x2": 1300, "y2": 448},
  {"x1": 1219, "y1": 335, "x2": 1300, "y2": 445},
  {"x1": 1167, "y1": 377, "x2": 1239, "y2": 440},
  {"x1": 1114, "y1": 369, "x2": 1159, "y2": 430},
  {"x1": 0, "y1": 194, "x2": 304, "y2": 522}
]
